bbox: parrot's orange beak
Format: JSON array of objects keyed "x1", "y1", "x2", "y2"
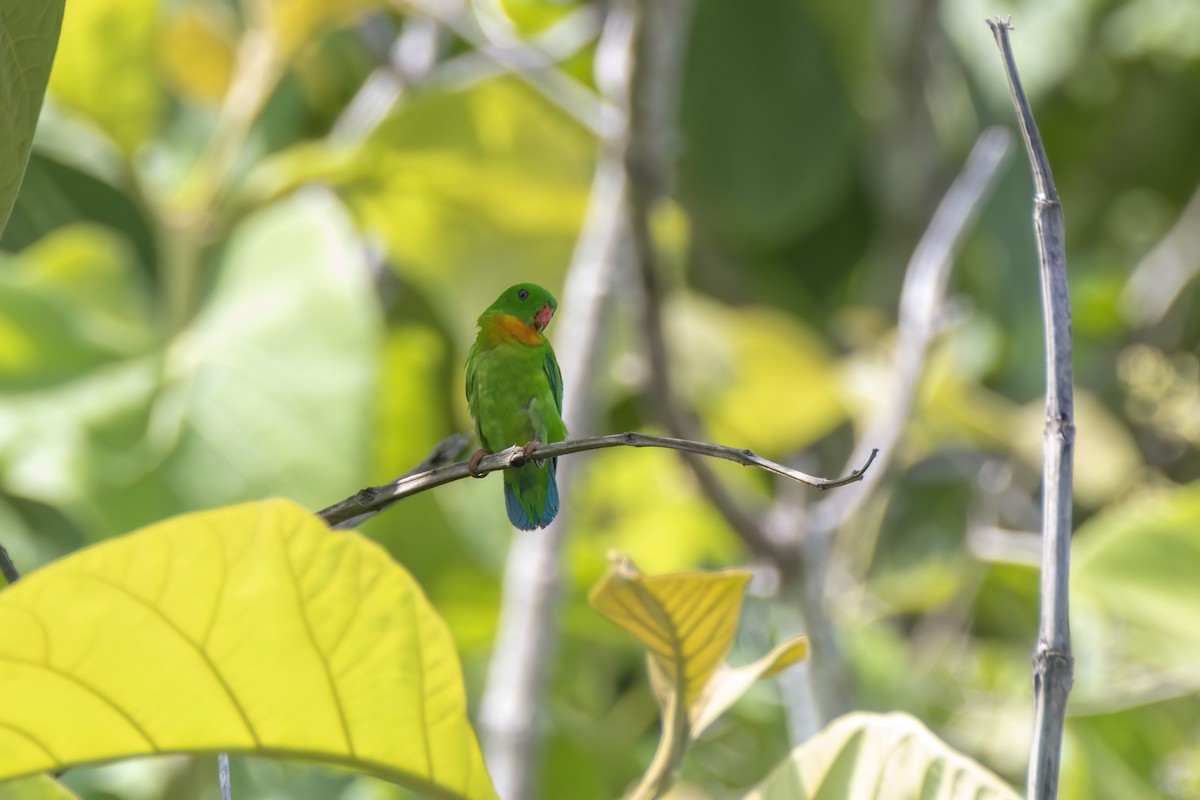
[{"x1": 534, "y1": 304, "x2": 554, "y2": 331}]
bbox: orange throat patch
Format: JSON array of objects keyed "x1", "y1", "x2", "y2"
[{"x1": 483, "y1": 313, "x2": 544, "y2": 347}]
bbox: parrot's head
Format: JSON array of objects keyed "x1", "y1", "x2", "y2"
[{"x1": 485, "y1": 283, "x2": 558, "y2": 332}]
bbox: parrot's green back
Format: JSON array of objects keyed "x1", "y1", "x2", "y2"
[{"x1": 465, "y1": 284, "x2": 567, "y2": 530}]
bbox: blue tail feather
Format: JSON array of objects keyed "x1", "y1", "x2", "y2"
[{"x1": 503, "y1": 459, "x2": 559, "y2": 530}]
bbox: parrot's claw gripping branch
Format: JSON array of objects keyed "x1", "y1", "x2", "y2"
[{"x1": 317, "y1": 432, "x2": 879, "y2": 529}]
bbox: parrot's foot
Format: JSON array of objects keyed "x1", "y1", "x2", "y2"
[
  {"x1": 520, "y1": 440, "x2": 544, "y2": 467},
  {"x1": 467, "y1": 448, "x2": 491, "y2": 477}
]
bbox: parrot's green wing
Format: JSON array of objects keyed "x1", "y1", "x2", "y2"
[{"x1": 544, "y1": 348, "x2": 563, "y2": 416}]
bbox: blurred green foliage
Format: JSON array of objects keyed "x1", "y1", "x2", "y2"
[{"x1": 2, "y1": 0, "x2": 1200, "y2": 797}]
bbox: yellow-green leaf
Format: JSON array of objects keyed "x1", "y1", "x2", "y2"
[
  {"x1": 689, "y1": 637, "x2": 808, "y2": 739},
  {"x1": 47, "y1": 0, "x2": 160, "y2": 154},
  {"x1": 0, "y1": 499, "x2": 496, "y2": 800},
  {"x1": 0, "y1": 776, "x2": 79, "y2": 800},
  {"x1": 745, "y1": 712, "x2": 1021, "y2": 800},
  {"x1": 0, "y1": 1, "x2": 64, "y2": 234},
  {"x1": 589, "y1": 554, "x2": 751, "y2": 710},
  {"x1": 158, "y1": 7, "x2": 237, "y2": 104}
]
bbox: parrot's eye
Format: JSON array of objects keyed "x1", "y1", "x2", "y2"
[{"x1": 517, "y1": 289, "x2": 529, "y2": 300}]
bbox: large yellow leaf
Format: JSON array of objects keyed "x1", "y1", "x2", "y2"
[
  {"x1": 0, "y1": 499, "x2": 496, "y2": 800},
  {"x1": 745, "y1": 712, "x2": 1021, "y2": 800}
]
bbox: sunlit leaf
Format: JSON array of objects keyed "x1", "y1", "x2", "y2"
[
  {"x1": 0, "y1": 1, "x2": 64, "y2": 235},
  {"x1": 158, "y1": 7, "x2": 237, "y2": 104},
  {"x1": 0, "y1": 776, "x2": 78, "y2": 800},
  {"x1": 159, "y1": 189, "x2": 382, "y2": 516},
  {"x1": 690, "y1": 637, "x2": 808, "y2": 739},
  {"x1": 590, "y1": 555, "x2": 751, "y2": 711},
  {"x1": 0, "y1": 499, "x2": 497, "y2": 800},
  {"x1": 1073, "y1": 482, "x2": 1200, "y2": 701},
  {"x1": 246, "y1": 77, "x2": 594, "y2": 331},
  {"x1": 47, "y1": 0, "x2": 160, "y2": 153},
  {"x1": 670, "y1": 296, "x2": 845, "y2": 456},
  {"x1": 745, "y1": 712, "x2": 1021, "y2": 800}
]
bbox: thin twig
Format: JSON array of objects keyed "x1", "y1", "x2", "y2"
[
  {"x1": 1, "y1": 545, "x2": 20, "y2": 585},
  {"x1": 317, "y1": 432, "x2": 876, "y2": 528},
  {"x1": 325, "y1": 433, "x2": 469, "y2": 530},
  {"x1": 988, "y1": 17, "x2": 1076, "y2": 800}
]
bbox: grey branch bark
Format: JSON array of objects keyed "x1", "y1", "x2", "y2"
[
  {"x1": 317, "y1": 432, "x2": 876, "y2": 528},
  {"x1": 988, "y1": 17, "x2": 1076, "y2": 800},
  {"x1": 776, "y1": 127, "x2": 1011, "y2": 735}
]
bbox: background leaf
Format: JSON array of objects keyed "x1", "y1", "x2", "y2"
[
  {"x1": 0, "y1": 1, "x2": 64, "y2": 233},
  {"x1": 746, "y1": 711, "x2": 1021, "y2": 800},
  {"x1": 0, "y1": 499, "x2": 496, "y2": 800}
]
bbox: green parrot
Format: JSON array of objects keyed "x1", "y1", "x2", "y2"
[{"x1": 465, "y1": 283, "x2": 567, "y2": 530}]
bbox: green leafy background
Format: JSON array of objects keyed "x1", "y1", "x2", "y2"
[{"x1": 3, "y1": 0, "x2": 1200, "y2": 797}]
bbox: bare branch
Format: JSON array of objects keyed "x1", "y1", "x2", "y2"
[
  {"x1": 324, "y1": 433, "x2": 470, "y2": 530},
  {"x1": 988, "y1": 17, "x2": 1076, "y2": 800},
  {"x1": 317, "y1": 432, "x2": 876, "y2": 528},
  {"x1": 810, "y1": 127, "x2": 1012, "y2": 534},
  {"x1": 399, "y1": 0, "x2": 615, "y2": 136}
]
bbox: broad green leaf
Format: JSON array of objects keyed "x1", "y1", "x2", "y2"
[
  {"x1": 0, "y1": 776, "x2": 78, "y2": 800},
  {"x1": 1073, "y1": 482, "x2": 1200, "y2": 700},
  {"x1": 590, "y1": 555, "x2": 752, "y2": 711},
  {"x1": 0, "y1": 499, "x2": 497, "y2": 800},
  {"x1": 0, "y1": 192, "x2": 380, "y2": 541},
  {"x1": 47, "y1": 0, "x2": 160, "y2": 154},
  {"x1": 159, "y1": 190, "x2": 382, "y2": 515},
  {"x1": 0, "y1": 0, "x2": 64, "y2": 234},
  {"x1": 745, "y1": 712, "x2": 1021, "y2": 800},
  {"x1": 246, "y1": 77, "x2": 594, "y2": 331},
  {"x1": 680, "y1": 0, "x2": 854, "y2": 247}
]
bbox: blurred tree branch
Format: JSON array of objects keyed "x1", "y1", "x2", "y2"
[{"x1": 988, "y1": 17, "x2": 1076, "y2": 800}]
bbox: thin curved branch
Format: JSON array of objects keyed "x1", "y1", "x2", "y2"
[{"x1": 317, "y1": 433, "x2": 877, "y2": 528}]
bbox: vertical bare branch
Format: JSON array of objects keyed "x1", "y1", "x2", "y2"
[
  {"x1": 476, "y1": 7, "x2": 633, "y2": 797},
  {"x1": 987, "y1": 17, "x2": 1075, "y2": 800}
]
